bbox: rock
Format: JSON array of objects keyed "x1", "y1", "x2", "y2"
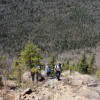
[
  {"x1": 8, "y1": 85, "x2": 17, "y2": 90},
  {"x1": 72, "y1": 79, "x2": 83, "y2": 86},
  {"x1": 22, "y1": 71, "x2": 32, "y2": 83},
  {"x1": 1, "y1": 71, "x2": 100, "y2": 100},
  {"x1": 20, "y1": 95, "x2": 26, "y2": 100},
  {"x1": 79, "y1": 75, "x2": 95, "y2": 84},
  {"x1": 76, "y1": 86, "x2": 100, "y2": 99},
  {"x1": 22, "y1": 88, "x2": 32, "y2": 96},
  {"x1": 87, "y1": 83, "x2": 98, "y2": 87},
  {"x1": 41, "y1": 70, "x2": 46, "y2": 76},
  {"x1": 38, "y1": 76, "x2": 45, "y2": 81},
  {"x1": 62, "y1": 71, "x2": 70, "y2": 76},
  {"x1": 3, "y1": 80, "x2": 17, "y2": 89},
  {"x1": 14, "y1": 93, "x2": 20, "y2": 100},
  {"x1": 98, "y1": 91, "x2": 100, "y2": 95},
  {"x1": 44, "y1": 79, "x2": 59, "y2": 89},
  {"x1": 75, "y1": 96, "x2": 89, "y2": 100}
]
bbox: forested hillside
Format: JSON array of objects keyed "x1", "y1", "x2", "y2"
[{"x1": 0, "y1": 0, "x2": 100, "y2": 55}]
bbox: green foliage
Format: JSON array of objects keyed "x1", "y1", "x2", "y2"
[
  {"x1": 13, "y1": 60, "x2": 22, "y2": 83},
  {"x1": 85, "y1": 48, "x2": 92, "y2": 54},
  {"x1": 31, "y1": 67, "x2": 41, "y2": 74},
  {"x1": 63, "y1": 60, "x2": 70, "y2": 70},
  {"x1": 95, "y1": 70, "x2": 100, "y2": 80},
  {"x1": 87, "y1": 53, "x2": 95, "y2": 74},
  {"x1": 68, "y1": 64, "x2": 75, "y2": 75},
  {"x1": 63, "y1": 58, "x2": 75, "y2": 74},
  {"x1": 69, "y1": 64, "x2": 75, "y2": 71},
  {"x1": 14, "y1": 60, "x2": 19, "y2": 68},
  {"x1": 20, "y1": 42, "x2": 42, "y2": 71},
  {"x1": 0, "y1": 0, "x2": 100, "y2": 55},
  {"x1": 14, "y1": 42, "x2": 42, "y2": 82},
  {"x1": 77, "y1": 54, "x2": 88, "y2": 74},
  {"x1": 49, "y1": 53, "x2": 57, "y2": 74},
  {"x1": 77, "y1": 53, "x2": 95, "y2": 74},
  {"x1": 49, "y1": 53, "x2": 57, "y2": 67}
]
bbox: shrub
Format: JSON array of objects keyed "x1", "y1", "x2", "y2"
[
  {"x1": 77, "y1": 54, "x2": 88, "y2": 74},
  {"x1": 77, "y1": 53, "x2": 95, "y2": 74},
  {"x1": 95, "y1": 70, "x2": 100, "y2": 80},
  {"x1": 87, "y1": 53, "x2": 95, "y2": 74}
]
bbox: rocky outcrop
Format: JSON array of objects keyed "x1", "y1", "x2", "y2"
[
  {"x1": 87, "y1": 83, "x2": 98, "y2": 87},
  {"x1": 22, "y1": 88, "x2": 32, "y2": 96},
  {"x1": 0, "y1": 71, "x2": 100, "y2": 100}
]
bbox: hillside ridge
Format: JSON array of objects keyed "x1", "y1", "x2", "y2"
[{"x1": 0, "y1": 0, "x2": 100, "y2": 55}]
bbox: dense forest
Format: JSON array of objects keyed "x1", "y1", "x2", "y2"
[{"x1": 0, "y1": 0, "x2": 100, "y2": 56}]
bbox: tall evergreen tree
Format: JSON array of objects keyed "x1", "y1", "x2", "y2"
[
  {"x1": 87, "y1": 53, "x2": 95, "y2": 74},
  {"x1": 78, "y1": 54, "x2": 88, "y2": 74},
  {"x1": 20, "y1": 42, "x2": 42, "y2": 82}
]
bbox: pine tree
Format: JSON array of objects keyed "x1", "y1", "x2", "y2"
[
  {"x1": 19, "y1": 42, "x2": 42, "y2": 82},
  {"x1": 87, "y1": 53, "x2": 95, "y2": 74},
  {"x1": 78, "y1": 54, "x2": 88, "y2": 74}
]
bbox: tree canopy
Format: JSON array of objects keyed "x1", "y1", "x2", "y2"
[
  {"x1": 20, "y1": 42, "x2": 42, "y2": 71},
  {"x1": 0, "y1": 0, "x2": 100, "y2": 56}
]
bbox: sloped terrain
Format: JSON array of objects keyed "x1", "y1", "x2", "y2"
[
  {"x1": 0, "y1": 0, "x2": 100, "y2": 55},
  {"x1": 0, "y1": 71, "x2": 100, "y2": 100}
]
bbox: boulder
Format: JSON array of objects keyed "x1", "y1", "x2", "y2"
[
  {"x1": 87, "y1": 83, "x2": 98, "y2": 87},
  {"x1": 76, "y1": 86, "x2": 100, "y2": 99},
  {"x1": 72, "y1": 79, "x2": 84, "y2": 86},
  {"x1": 22, "y1": 88, "x2": 32, "y2": 96},
  {"x1": 22, "y1": 71, "x2": 32, "y2": 82},
  {"x1": 41, "y1": 70, "x2": 46, "y2": 76}
]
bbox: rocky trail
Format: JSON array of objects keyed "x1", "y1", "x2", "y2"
[{"x1": 0, "y1": 71, "x2": 100, "y2": 100}]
